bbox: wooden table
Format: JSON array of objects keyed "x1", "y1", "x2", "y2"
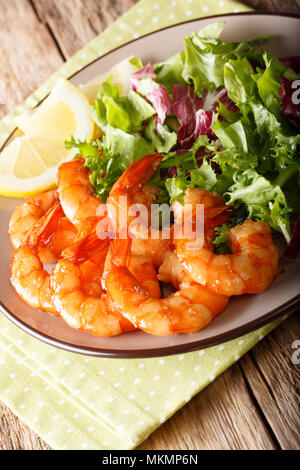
[{"x1": 0, "y1": 0, "x2": 299, "y2": 451}]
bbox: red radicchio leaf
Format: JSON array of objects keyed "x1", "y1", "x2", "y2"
[
  {"x1": 279, "y1": 56, "x2": 300, "y2": 73},
  {"x1": 167, "y1": 166, "x2": 177, "y2": 177},
  {"x1": 130, "y1": 63, "x2": 171, "y2": 124},
  {"x1": 280, "y1": 216, "x2": 300, "y2": 263},
  {"x1": 177, "y1": 110, "x2": 214, "y2": 148},
  {"x1": 172, "y1": 84, "x2": 236, "y2": 148},
  {"x1": 130, "y1": 63, "x2": 156, "y2": 91},
  {"x1": 172, "y1": 84, "x2": 204, "y2": 125},
  {"x1": 147, "y1": 86, "x2": 172, "y2": 124},
  {"x1": 279, "y1": 77, "x2": 300, "y2": 129}
]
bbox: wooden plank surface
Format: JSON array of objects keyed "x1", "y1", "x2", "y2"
[
  {"x1": 0, "y1": 0, "x2": 63, "y2": 120},
  {"x1": 240, "y1": 311, "x2": 300, "y2": 450},
  {"x1": 0, "y1": 0, "x2": 299, "y2": 451},
  {"x1": 31, "y1": 0, "x2": 138, "y2": 58},
  {"x1": 243, "y1": 0, "x2": 300, "y2": 14}
]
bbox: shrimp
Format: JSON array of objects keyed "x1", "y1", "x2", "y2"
[
  {"x1": 158, "y1": 250, "x2": 194, "y2": 289},
  {"x1": 106, "y1": 152, "x2": 173, "y2": 264},
  {"x1": 106, "y1": 238, "x2": 228, "y2": 335},
  {"x1": 132, "y1": 237, "x2": 173, "y2": 268},
  {"x1": 105, "y1": 154, "x2": 228, "y2": 335},
  {"x1": 64, "y1": 224, "x2": 161, "y2": 300},
  {"x1": 9, "y1": 189, "x2": 58, "y2": 249},
  {"x1": 50, "y1": 230, "x2": 161, "y2": 337},
  {"x1": 173, "y1": 189, "x2": 279, "y2": 296},
  {"x1": 11, "y1": 245, "x2": 57, "y2": 314},
  {"x1": 27, "y1": 202, "x2": 77, "y2": 263},
  {"x1": 51, "y1": 257, "x2": 135, "y2": 336},
  {"x1": 158, "y1": 250, "x2": 229, "y2": 313},
  {"x1": 10, "y1": 201, "x2": 78, "y2": 314},
  {"x1": 57, "y1": 158, "x2": 103, "y2": 228},
  {"x1": 107, "y1": 153, "x2": 162, "y2": 238}
]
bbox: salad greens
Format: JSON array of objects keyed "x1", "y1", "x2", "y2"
[{"x1": 65, "y1": 21, "x2": 300, "y2": 246}]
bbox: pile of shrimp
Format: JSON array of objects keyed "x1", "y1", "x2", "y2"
[{"x1": 8, "y1": 154, "x2": 280, "y2": 337}]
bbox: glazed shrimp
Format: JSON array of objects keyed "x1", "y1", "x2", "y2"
[
  {"x1": 50, "y1": 230, "x2": 161, "y2": 337},
  {"x1": 106, "y1": 153, "x2": 162, "y2": 237},
  {"x1": 173, "y1": 189, "x2": 279, "y2": 296},
  {"x1": 158, "y1": 250, "x2": 229, "y2": 315},
  {"x1": 57, "y1": 158, "x2": 104, "y2": 228},
  {"x1": 51, "y1": 257, "x2": 135, "y2": 336},
  {"x1": 105, "y1": 155, "x2": 228, "y2": 335},
  {"x1": 9, "y1": 189, "x2": 58, "y2": 249},
  {"x1": 27, "y1": 202, "x2": 77, "y2": 263},
  {"x1": 10, "y1": 245, "x2": 57, "y2": 314},
  {"x1": 10, "y1": 201, "x2": 78, "y2": 314},
  {"x1": 64, "y1": 225, "x2": 161, "y2": 299},
  {"x1": 50, "y1": 235, "x2": 134, "y2": 336},
  {"x1": 106, "y1": 153, "x2": 172, "y2": 264},
  {"x1": 106, "y1": 238, "x2": 228, "y2": 335}
]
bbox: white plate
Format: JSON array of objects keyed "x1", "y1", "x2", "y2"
[{"x1": 1, "y1": 12, "x2": 299, "y2": 357}]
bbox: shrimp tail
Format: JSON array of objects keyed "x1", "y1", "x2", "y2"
[
  {"x1": 27, "y1": 202, "x2": 64, "y2": 250},
  {"x1": 62, "y1": 229, "x2": 110, "y2": 264},
  {"x1": 110, "y1": 154, "x2": 162, "y2": 197},
  {"x1": 110, "y1": 238, "x2": 132, "y2": 268},
  {"x1": 205, "y1": 205, "x2": 235, "y2": 229}
]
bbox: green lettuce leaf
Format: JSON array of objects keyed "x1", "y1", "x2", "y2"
[
  {"x1": 226, "y1": 169, "x2": 291, "y2": 241},
  {"x1": 165, "y1": 159, "x2": 217, "y2": 204},
  {"x1": 154, "y1": 52, "x2": 186, "y2": 93},
  {"x1": 223, "y1": 56, "x2": 257, "y2": 104},
  {"x1": 144, "y1": 117, "x2": 177, "y2": 153},
  {"x1": 252, "y1": 52, "x2": 286, "y2": 117},
  {"x1": 213, "y1": 224, "x2": 231, "y2": 254},
  {"x1": 182, "y1": 23, "x2": 265, "y2": 95},
  {"x1": 93, "y1": 80, "x2": 155, "y2": 133}
]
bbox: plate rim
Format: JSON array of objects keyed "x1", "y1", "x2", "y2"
[
  {"x1": 69, "y1": 11, "x2": 300, "y2": 80},
  {"x1": 1, "y1": 11, "x2": 300, "y2": 358},
  {"x1": 1, "y1": 295, "x2": 299, "y2": 358}
]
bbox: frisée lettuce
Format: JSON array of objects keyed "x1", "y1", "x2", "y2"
[{"x1": 66, "y1": 21, "x2": 300, "y2": 246}]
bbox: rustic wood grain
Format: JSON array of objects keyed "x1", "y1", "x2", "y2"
[
  {"x1": 240, "y1": 312, "x2": 300, "y2": 450},
  {"x1": 0, "y1": 0, "x2": 63, "y2": 120},
  {"x1": 243, "y1": 0, "x2": 300, "y2": 14},
  {"x1": 31, "y1": 0, "x2": 139, "y2": 58},
  {"x1": 0, "y1": 0, "x2": 300, "y2": 451}
]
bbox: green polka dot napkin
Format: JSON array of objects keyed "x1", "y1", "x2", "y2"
[{"x1": 1, "y1": 0, "x2": 288, "y2": 451}]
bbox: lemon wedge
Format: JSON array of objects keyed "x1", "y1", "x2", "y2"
[
  {"x1": 0, "y1": 78, "x2": 94, "y2": 197},
  {"x1": 81, "y1": 56, "x2": 141, "y2": 103}
]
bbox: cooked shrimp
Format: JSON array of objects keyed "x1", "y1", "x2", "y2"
[
  {"x1": 27, "y1": 202, "x2": 77, "y2": 263},
  {"x1": 173, "y1": 187, "x2": 233, "y2": 250},
  {"x1": 158, "y1": 250, "x2": 229, "y2": 314},
  {"x1": 105, "y1": 238, "x2": 228, "y2": 335},
  {"x1": 107, "y1": 153, "x2": 162, "y2": 237},
  {"x1": 9, "y1": 189, "x2": 58, "y2": 249},
  {"x1": 10, "y1": 201, "x2": 78, "y2": 314},
  {"x1": 106, "y1": 152, "x2": 172, "y2": 263},
  {"x1": 173, "y1": 190, "x2": 279, "y2": 295},
  {"x1": 105, "y1": 155, "x2": 228, "y2": 335},
  {"x1": 132, "y1": 237, "x2": 173, "y2": 268},
  {"x1": 51, "y1": 230, "x2": 161, "y2": 337},
  {"x1": 57, "y1": 158, "x2": 104, "y2": 228},
  {"x1": 158, "y1": 250, "x2": 194, "y2": 289},
  {"x1": 51, "y1": 233, "x2": 131, "y2": 335},
  {"x1": 51, "y1": 258, "x2": 135, "y2": 336},
  {"x1": 104, "y1": 243, "x2": 161, "y2": 299},
  {"x1": 10, "y1": 245, "x2": 57, "y2": 314}
]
